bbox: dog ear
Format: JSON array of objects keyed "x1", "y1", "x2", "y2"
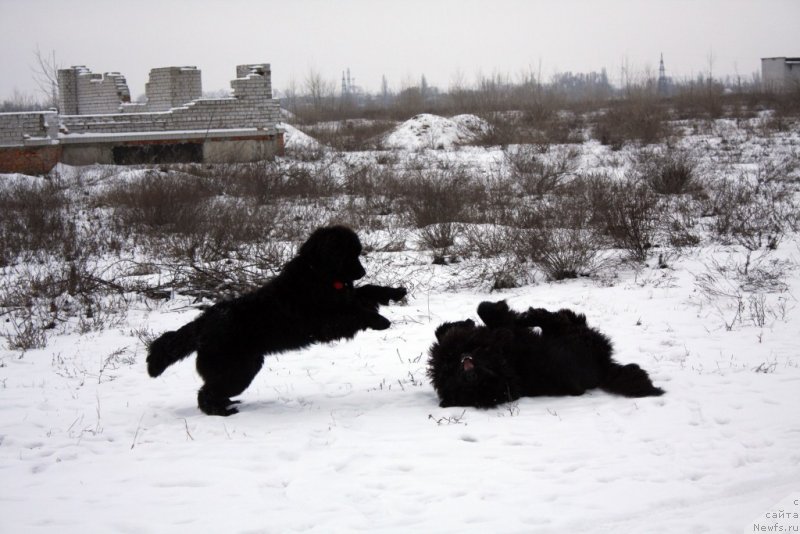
[{"x1": 434, "y1": 319, "x2": 475, "y2": 342}]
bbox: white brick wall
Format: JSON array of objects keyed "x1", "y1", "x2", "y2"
[
  {"x1": 59, "y1": 62, "x2": 280, "y2": 136},
  {"x1": 0, "y1": 111, "x2": 58, "y2": 146}
]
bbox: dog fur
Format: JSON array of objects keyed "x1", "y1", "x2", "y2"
[
  {"x1": 147, "y1": 225, "x2": 407, "y2": 416},
  {"x1": 427, "y1": 300, "x2": 664, "y2": 408}
]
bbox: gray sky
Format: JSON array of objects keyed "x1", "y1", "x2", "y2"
[{"x1": 1, "y1": 0, "x2": 798, "y2": 102}]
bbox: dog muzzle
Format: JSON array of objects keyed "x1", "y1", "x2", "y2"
[{"x1": 461, "y1": 355, "x2": 475, "y2": 372}]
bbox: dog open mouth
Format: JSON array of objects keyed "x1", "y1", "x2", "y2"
[{"x1": 461, "y1": 355, "x2": 475, "y2": 372}]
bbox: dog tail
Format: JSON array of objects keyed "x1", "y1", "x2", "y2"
[
  {"x1": 600, "y1": 362, "x2": 665, "y2": 397},
  {"x1": 147, "y1": 320, "x2": 201, "y2": 377}
]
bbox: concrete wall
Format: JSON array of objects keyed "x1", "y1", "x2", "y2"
[
  {"x1": 203, "y1": 133, "x2": 283, "y2": 163},
  {"x1": 762, "y1": 57, "x2": 800, "y2": 90},
  {"x1": 60, "y1": 132, "x2": 282, "y2": 166}
]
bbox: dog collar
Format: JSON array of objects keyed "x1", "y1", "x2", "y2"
[{"x1": 333, "y1": 280, "x2": 345, "y2": 290}]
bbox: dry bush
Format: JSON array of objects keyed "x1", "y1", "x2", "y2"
[
  {"x1": 474, "y1": 113, "x2": 522, "y2": 147},
  {"x1": 504, "y1": 144, "x2": 580, "y2": 196},
  {"x1": 342, "y1": 163, "x2": 406, "y2": 216},
  {"x1": 0, "y1": 179, "x2": 69, "y2": 265},
  {"x1": 478, "y1": 108, "x2": 584, "y2": 147},
  {"x1": 403, "y1": 169, "x2": 484, "y2": 228},
  {"x1": 227, "y1": 162, "x2": 339, "y2": 201},
  {"x1": 589, "y1": 178, "x2": 662, "y2": 262},
  {"x1": 704, "y1": 176, "x2": 794, "y2": 250},
  {"x1": 159, "y1": 237, "x2": 295, "y2": 300},
  {"x1": 195, "y1": 198, "x2": 279, "y2": 254},
  {"x1": 521, "y1": 110, "x2": 585, "y2": 145},
  {"x1": 660, "y1": 196, "x2": 703, "y2": 249},
  {"x1": 0, "y1": 245, "x2": 128, "y2": 350},
  {"x1": 631, "y1": 146, "x2": 700, "y2": 195},
  {"x1": 304, "y1": 120, "x2": 396, "y2": 151},
  {"x1": 671, "y1": 83, "x2": 726, "y2": 120},
  {"x1": 592, "y1": 94, "x2": 672, "y2": 149},
  {"x1": 458, "y1": 224, "x2": 518, "y2": 259},
  {"x1": 102, "y1": 171, "x2": 214, "y2": 234},
  {"x1": 401, "y1": 169, "x2": 485, "y2": 260},
  {"x1": 511, "y1": 195, "x2": 607, "y2": 280}
]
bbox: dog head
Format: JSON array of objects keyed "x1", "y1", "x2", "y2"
[
  {"x1": 428, "y1": 320, "x2": 520, "y2": 408},
  {"x1": 299, "y1": 225, "x2": 366, "y2": 283}
]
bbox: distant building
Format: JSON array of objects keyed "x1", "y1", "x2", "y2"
[
  {"x1": 1, "y1": 62, "x2": 284, "y2": 174},
  {"x1": 761, "y1": 57, "x2": 800, "y2": 90}
]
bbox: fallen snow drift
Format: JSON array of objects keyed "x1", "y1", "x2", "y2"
[
  {"x1": 279, "y1": 122, "x2": 322, "y2": 151},
  {"x1": 382, "y1": 113, "x2": 490, "y2": 150}
]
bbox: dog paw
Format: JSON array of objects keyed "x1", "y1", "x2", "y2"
[
  {"x1": 477, "y1": 300, "x2": 511, "y2": 327},
  {"x1": 370, "y1": 315, "x2": 392, "y2": 331},
  {"x1": 389, "y1": 287, "x2": 408, "y2": 301}
]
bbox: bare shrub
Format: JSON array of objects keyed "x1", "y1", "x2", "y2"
[
  {"x1": 704, "y1": 177, "x2": 794, "y2": 250},
  {"x1": 102, "y1": 171, "x2": 213, "y2": 234},
  {"x1": 401, "y1": 169, "x2": 485, "y2": 261},
  {"x1": 0, "y1": 179, "x2": 69, "y2": 265},
  {"x1": 5, "y1": 312, "x2": 48, "y2": 351},
  {"x1": 672, "y1": 83, "x2": 726, "y2": 120},
  {"x1": 304, "y1": 120, "x2": 396, "y2": 151},
  {"x1": 479, "y1": 109, "x2": 584, "y2": 147},
  {"x1": 660, "y1": 196, "x2": 703, "y2": 249},
  {"x1": 592, "y1": 178, "x2": 662, "y2": 262},
  {"x1": 529, "y1": 111, "x2": 586, "y2": 145},
  {"x1": 160, "y1": 236, "x2": 295, "y2": 300},
  {"x1": 694, "y1": 251, "x2": 791, "y2": 330},
  {"x1": 512, "y1": 195, "x2": 607, "y2": 280},
  {"x1": 195, "y1": 198, "x2": 277, "y2": 253},
  {"x1": 592, "y1": 94, "x2": 671, "y2": 149},
  {"x1": 504, "y1": 144, "x2": 580, "y2": 196},
  {"x1": 458, "y1": 224, "x2": 517, "y2": 259},
  {"x1": 631, "y1": 146, "x2": 700, "y2": 195},
  {"x1": 343, "y1": 163, "x2": 405, "y2": 216},
  {"x1": 404, "y1": 169, "x2": 483, "y2": 228},
  {"x1": 475, "y1": 113, "x2": 524, "y2": 147}
]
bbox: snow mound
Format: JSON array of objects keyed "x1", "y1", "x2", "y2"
[
  {"x1": 279, "y1": 123, "x2": 322, "y2": 151},
  {"x1": 382, "y1": 113, "x2": 489, "y2": 150}
]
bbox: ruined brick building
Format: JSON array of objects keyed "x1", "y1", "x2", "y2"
[{"x1": 0, "y1": 63, "x2": 284, "y2": 174}]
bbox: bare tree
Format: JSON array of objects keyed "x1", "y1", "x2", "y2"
[
  {"x1": 303, "y1": 68, "x2": 335, "y2": 120},
  {"x1": 281, "y1": 76, "x2": 300, "y2": 117},
  {"x1": 0, "y1": 88, "x2": 42, "y2": 112},
  {"x1": 32, "y1": 45, "x2": 61, "y2": 109}
]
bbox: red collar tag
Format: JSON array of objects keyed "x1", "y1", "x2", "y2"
[{"x1": 333, "y1": 280, "x2": 345, "y2": 290}]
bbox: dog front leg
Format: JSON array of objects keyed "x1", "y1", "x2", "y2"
[{"x1": 355, "y1": 285, "x2": 407, "y2": 306}]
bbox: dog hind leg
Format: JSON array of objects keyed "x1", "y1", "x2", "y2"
[
  {"x1": 196, "y1": 350, "x2": 264, "y2": 416},
  {"x1": 198, "y1": 384, "x2": 241, "y2": 416}
]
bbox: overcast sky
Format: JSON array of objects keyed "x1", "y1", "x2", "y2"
[{"x1": 1, "y1": 0, "x2": 798, "y2": 102}]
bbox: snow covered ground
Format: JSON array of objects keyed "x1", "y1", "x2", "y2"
[{"x1": 1, "y1": 115, "x2": 799, "y2": 533}]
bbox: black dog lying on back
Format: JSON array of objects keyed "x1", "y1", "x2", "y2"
[
  {"x1": 427, "y1": 300, "x2": 664, "y2": 408},
  {"x1": 147, "y1": 225, "x2": 407, "y2": 416}
]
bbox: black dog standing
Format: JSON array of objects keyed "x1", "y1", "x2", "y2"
[
  {"x1": 428, "y1": 300, "x2": 664, "y2": 408},
  {"x1": 147, "y1": 226, "x2": 407, "y2": 416}
]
